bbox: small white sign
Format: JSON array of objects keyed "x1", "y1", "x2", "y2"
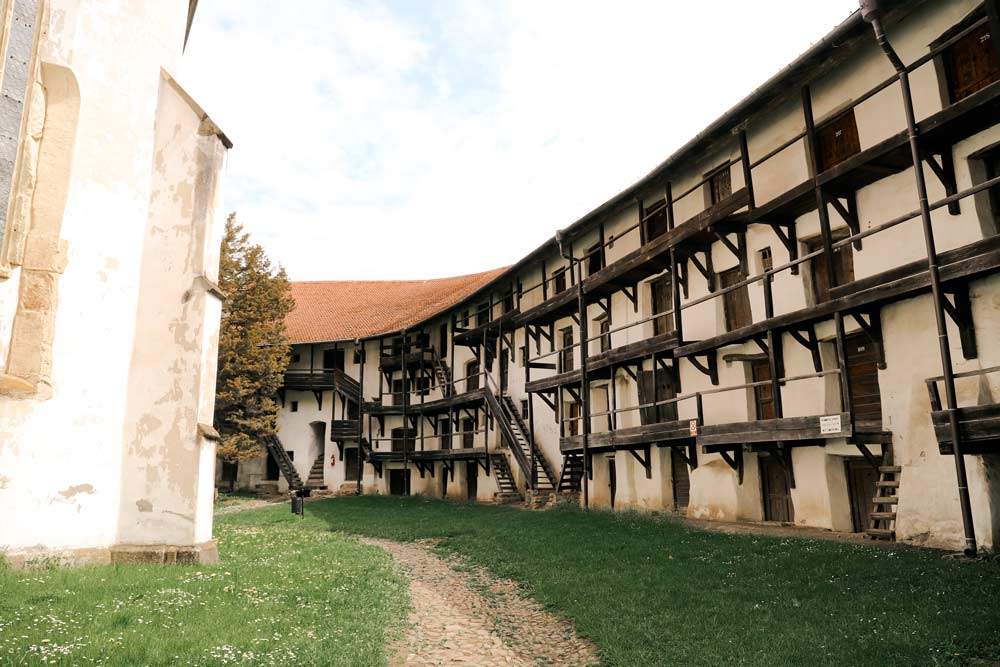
[
  {"x1": 819, "y1": 414, "x2": 842, "y2": 435},
  {"x1": 689, "y1": 420, "x2": 699, "y2": 437}
]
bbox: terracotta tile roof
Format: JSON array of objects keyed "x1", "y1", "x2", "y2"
[{"x1": 286, "y1": 267, "x2": 509, "y2": 344}]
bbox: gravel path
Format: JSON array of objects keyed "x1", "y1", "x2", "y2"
[{"x1": 363, "y1": 538, "x2": 599, "y2": 667}]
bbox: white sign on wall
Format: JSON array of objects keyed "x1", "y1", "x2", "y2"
[
  {"x1": 689, "y1": 420, "x2": 699, "y2": 437},
  {"x1": 819, "y1": 414, "x2": 842, "y2": 435}
]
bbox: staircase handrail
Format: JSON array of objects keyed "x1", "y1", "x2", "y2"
[
  {"x1": 501, "y1": 394, "x2": 556, "y2": 488},
  {"x1": 482, "y1": 384, "x2": 532, "y2": 481}
]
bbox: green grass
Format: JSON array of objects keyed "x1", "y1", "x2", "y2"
[
  {"x1": 221, "y1": 495, "x2": 1000, "y2": 666},
  {"x1": 0, "y1": 510, "x2": 408, "y2": 666}
]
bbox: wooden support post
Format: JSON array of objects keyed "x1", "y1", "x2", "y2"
[{"x1": 739, "y1": 129, "x2": 756, "y2": 210}]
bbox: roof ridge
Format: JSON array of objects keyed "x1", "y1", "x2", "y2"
[{"x1": 291, "y1": 266, "x2": 509, "y2": 287}]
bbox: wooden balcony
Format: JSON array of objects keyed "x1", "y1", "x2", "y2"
[
  {"x1": 283, "y1": 369, "x2": 337, "y2": 390},
  {"x1": 363, "y1": 388, "x2": 485, "y2": 416},
  {"x1": 928, "y1": 366, "x2": 1000, "y2": 456},
  {"x1": 379, "y1": 350, "x2": 436, "y2": 371},
  {"x1": 560, "y1": 418, "x2": 694, "y2": 454},
  {"x1": 697, "y1": 412, "x2": 891, "y2": 452},
  {"x1": 330, "y1": 419, "x2": 359, "y2": 441}
]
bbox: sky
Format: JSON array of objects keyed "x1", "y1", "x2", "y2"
[{"x1": 179, "y1": 1, "x2": 861, "y2": 282}]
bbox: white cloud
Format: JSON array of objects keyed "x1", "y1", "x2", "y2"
[{"x1": 179, "y1": 0, "x2": 859, "y2": 281}]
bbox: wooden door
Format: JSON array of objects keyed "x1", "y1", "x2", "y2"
[
  {"x1": 816, "y1": 109, "x2": 861, "y2": 171},
  {"x1": 806, "y1": 234, "x2": 855, "y2": 303},
  {"x1": 462, "y1": 417, "x2": 475, "y2": 449},
  {"x1": 945, "y1": 23, "x2": 999, "y2": 102},
  {"x1": 465, "y1": 360, "x2": 479, "y2": 391},
  {"x1": 439, "y1": 418, "x2": 452, "y2": 450},
  {"x1": 608, "y1": 457, "x2": 617, "y2": 508},
  {"x1": 344, "y1": 447, "x2": 359, "y2": 481},
  {"x1": 391, "y1": 427, "x2": 414, "y2": 453},
  {"x1": 708, "y1": 165, "x2": 732, "y2": 205},
  {"x1": 500, "y1": 354, "x2": 509, "y2": 392},
  {"x1": 845, "y1": 332, "x2": 882, "y2": 428},
  {"x1": 760, "y1": 456, "x2": 793, "y2": 522},
  {"x1": 719, "y1": 266, "x2": 752, "y2": 331},
  {"x1": 751, "y1": 360, "x2": 776, "y2": 420},
  {"x1": 650, "y1": 275, "x2": 672, "y2": 336},
  {"x1": 466, "y1": 461, "x2": 478, "y2": 500},
  {"x1": 560, "y1": 328, "x2": 574, "y2": 372},
  {"x1": 438, "y1": 323, "x2": 448, "y2": 357},
  {"x1": 323, "y1": 348, "x2": 345, "y2": 371},
  {"x1": 638, "y1": 368, "x2": 677, "y2": 425},
  {"x1": 643, "y1": 199, "x2": 669, "y2": 241},
  {"x1": 566, "y1": 402, "x2": 581, "y2": 437},
  {"x1": 846, "y1": 459, "x2": 879, "y2": 532},
  {"x1": 671, "y1": 448, "x2": 690, "y2": 511},
  {"x1": 389, "y1": 469, "x2": 409, "y2": 495}
]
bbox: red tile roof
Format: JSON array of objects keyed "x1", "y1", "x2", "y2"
[{"x1": 286, "y1": 267, "x2": 509, "y2": 344}]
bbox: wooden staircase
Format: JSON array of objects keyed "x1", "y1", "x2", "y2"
[
  {"x1": 557, "y1": 453, "x2": 585, "y2": 493},
  {"x1": 490, "y1": 453, "x2": 522, "y2": 502},
  {"x1": 867, "y1": 449, "x2": 900, "y2": 541},
  {"x1": 432, "y1": 352, "x2": 453, "y2": 397},
  {"x1": 306, "y1": 453, "x2": 326, "y2": 490},
  {"x1": 500, "y1": 394, "x2": 556, "y2": 491},
  {"x1": 262, "y1": 435, "x2": 303, "y2": 490}
]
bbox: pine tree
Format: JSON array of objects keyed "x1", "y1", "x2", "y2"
[{"x1": 215, "y1": 213, "x2": 295, "y2": 461}]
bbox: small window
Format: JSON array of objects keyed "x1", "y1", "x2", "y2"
[
  {"x1": 643, "y1": 199, "x2": 669, "y2": 242},
  {"x1": 291, "y1": 352, "x2": 301, "y2": 363},
  {"x1": 519, "y1": 344, "x2": 527, "y2": 367},
  {"x1": 707, "y1": 165, "x2": 732, "y2": 205},
  {"x1": 560, "y1": 327, "x2": 574, "y2": 373},
  {"x1": 502, "y1": 289, "x2": 514, "y2": 313},
  {"x1": 566, "y1": 402, "x2": 581, "y2": 437},
  {"x1": 719, "y1": 266, "x2": 752, "y2": 332},
  {"x1": 816, "y1": 109, "x2": 861, "y2": 172},
  {"x1": 597, "y1": 316, "x2": 611, "y2": 353},
  {"x1": 944, "y1": 22, "x2": 999, "y2": 103},
  {"x1": 476, "y1": 303, "x2": 490, "y2": 327},
  {"x1": 290, "y1": 401, "x2": 299, "y2": 413},
  {"x1": 520, "y1": 400, "x2": 529, "y2": 419},
  {"x1": 759, "y1": 247, "x2": 773, "y2": 274},
  {"x1": 805, "y1": 232, "x2": 855, "y2": 304},
  {"x1": 553, "y1": 268, "x2": 567, "y2": 294},
  {"x1": 586, "y1": 242, "x2": 604, "y2": 276}
]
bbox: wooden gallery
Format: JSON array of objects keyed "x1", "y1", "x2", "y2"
[{"x1": 226, "y1": 0, "x2": 1000, "y2": 554}]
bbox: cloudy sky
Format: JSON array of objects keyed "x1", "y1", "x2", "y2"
[{"x1": 179, "y1": 1, "x2": 859, "y2": 281}]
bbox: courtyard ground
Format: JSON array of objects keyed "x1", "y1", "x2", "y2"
[{"x1": 2, "y1": 495, "x2": 1000, "y2": 665}]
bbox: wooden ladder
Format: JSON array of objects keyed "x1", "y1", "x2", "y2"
[{"x1": 867, "y1": 451, "x2": 900, "y2": 541}]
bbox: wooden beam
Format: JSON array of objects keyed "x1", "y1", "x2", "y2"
[
  {"x1": 942, "y1": 282, "x2": 977, "y2": 359},
  {"x1": 627, "y1": 446, "x2": 652, "y2": 479}
]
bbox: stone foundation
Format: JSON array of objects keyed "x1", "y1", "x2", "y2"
[{"x1": 110, "y1": 540, "x2": 219, "y2": 565}]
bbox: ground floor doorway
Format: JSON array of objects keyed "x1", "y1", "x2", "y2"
[
  {"x1": 670, "y1": 448, "x2": 690, "y2": 512},
  {"x1": 466, "y1": 462, "x2": 478, "y2": 500},
  {"x1": 389, "y1": 469, "x2": 409, "y2": 496},
  {"x1": 608, "y1": 457, "x2": 617, "y2": 507},
  {"x1": 846, "y1": 458, "x2": 878, "y2": 532},
  {"x1": 760, "y1": 455, "x2": 793, "y2": 522}
]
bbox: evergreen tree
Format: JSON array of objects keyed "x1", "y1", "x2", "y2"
[{"x1": 215, "y1": 213, "x2": 294, "y2": 461}]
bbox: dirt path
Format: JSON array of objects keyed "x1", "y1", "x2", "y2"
[{"x1": 362, "y1": 538, "x2": 599, "y2": 667}]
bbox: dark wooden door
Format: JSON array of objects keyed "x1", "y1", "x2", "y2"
[
  {"x1": 708, "y1": 166, "x2": 732, "y2": 205},
  {"x1": 438, "y1": 323, "x2": 448, "y2": 357},
  {"x1": 500, "y1": 354, "x2": 509, "y2": 392},
  {"x1": 671, "y1": 448, "x2": 690, "y2": 511},
  {"x1": 465, "y1": 360, "x2": 479, "y2": 391},
  {"x1": 751, "y1": 360, "x2": 776, "y2": 420},
  {"x1": 816, "y1": 109, "x2": 861, "y2": 171},
  {"x1": 391, "y1": 427, "x2": 415, "y2": 453},
  {"x1": 566, "y1": 402, "x2": 581, "y2": 437},
  {"x1": 462, "y1": 418, "x2": 475, "y2": 449},
  {"x1": 945, "y1": 23, "x2": 999, "y2": 102},
  {"x1": 440, "y1": 465, "x2": 448, "y2": 497},
  {"x1": 719, "y1": 266, "x2": 752, "y2": 331},
  {"x1": 265, "y1": 450, "x2": 279, "y2": 481},
  {"x1": 639, "y1": 369, "x2": 677, "y2": 424},
  {"x1": 806, "y1": 234, "x2": 855, "y2": 303},
  {"x1": 466, "y1": 461, "x2": 478, "y2": 500},
  {"x1": 560, "y1": 328, "x2": 574, "y2": 372},
  {"x1": 760, "y1": 456, "x2": 793, "y2": 522},
  {"x1": 323, "y1": 348, "x2": 345, "y2": 371},
  {"x1": 389, "y1": 469, "x2": 409, "y2": 495},
  {"x1": 650, "y1": 275, "x2": 672, "y2": 336},
  {"x1": 344, "y1": 447, "x2": 359, "y2": 481},
  {"x1": 439, "y1": 419, "x2": 452, "y2": 450},
  {"x1": 846, "y1": 459, "x2": 878, "y2": 532},
  {"x1": 608, "y1": 458, "x2": 617, "y2": 508},
  {"x1": 643, "y1": 199, "x2": 669, "y2": 241},
  {"x1": 845, "y1": 332, "x2": 882, "y2": 428}
]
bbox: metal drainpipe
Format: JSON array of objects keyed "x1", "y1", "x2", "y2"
[
  {"x1": 558, "y1": 229, "x2": 589, "y2": 508},
  {"x1": 357, "y1": 338, "x2": 364, "y2": 495},
  {"x1": 401, "y1": 328, "x2": 410, "y2": 496},
  {"x1": 861, "y1": 3, "x2": 977, "y2": 556}
]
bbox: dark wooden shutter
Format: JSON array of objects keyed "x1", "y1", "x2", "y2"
[
  {"x1": 439, "y1": 418, "x2": 452, "y2": 450},
  {"x1": 639, "y1": 370, "x2": 676, "y2": 424},
  {"x1": 719, "y1": 266, "x2": 752, "y2": 331},
  {"x1": 462, "y1": 418, "x2": 475, "y2": 449},
  {"x1": 323, "y1": 348, "x2": 345, "y2": 370},
  {"x1": 807, "y1": 234, "x2": 855, "y2": 303},
  {"x1": 599, "y1": 317, "x2": 611, "y2": 352},
  {"x1": 438, "y1": 323, "x2": 448, "y2": 355},
  {"x1": 671, "y1": 448, "x2": 691, "y2": 511},
  {"x1": 391, "y1": 427, "x2": 415, "y2": 453},
  {"x1": 816, "y1": 109, "x2": 861, "y2": 172},
  {"x1": 465, "y1": 361, "x2": 479, "y2": 391},
  {"x1": 587, "y1": 243, "x2": 604, "y2": 276},
  {"x1": 751, "y1": 359, "x2": 775, "y2": 420},
  {"x1": 945, "y1": 23, "x2": 999, "y2": 103},
  {"x1": 554, "y1": 269, "x2": 567, "y2": 294}
]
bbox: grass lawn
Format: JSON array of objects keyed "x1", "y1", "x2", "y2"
[
  {"x1": 0, "y1": 509, "x2": 407, "y2": 666},
  {"x1": 220, "y1": 495, "x2": 1000, "y2": 666}
]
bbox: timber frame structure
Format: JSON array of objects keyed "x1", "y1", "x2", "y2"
[{"x1": 269, "y1": 0, "x2": 1000, "y2": 555}]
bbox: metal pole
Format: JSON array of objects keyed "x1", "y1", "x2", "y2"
[
  {"x1": 401, "y1": 328, "x2": 410, "y2": 496},
  {"x1": 576, "y1": 257, "x2": 591, "y2": 509},
  {"x1": 357, "y1": 338, "x2": 364, "y2": 494},
  {"x1": 863, "y1": 8, "x2": 976, "y2": 555}
]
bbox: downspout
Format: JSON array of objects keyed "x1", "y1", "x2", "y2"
[
  {"x1": 356, "y1": 337, "x2": 364, "y2": 495},
  {"x1": 860, "y1": 0, "x2": 977, "y2": 555}
]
